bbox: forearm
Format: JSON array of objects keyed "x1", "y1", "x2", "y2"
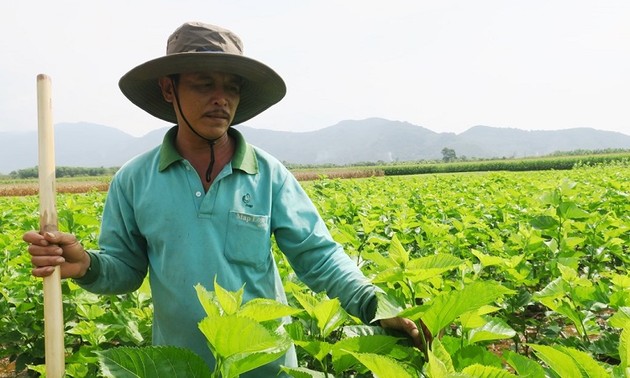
[{"x1": 74, "y1": 250, "x2": 147, "y2": 294}]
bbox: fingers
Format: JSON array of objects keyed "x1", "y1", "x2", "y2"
[
  {"x1": 418, "y1": 319, "x2": 433, "y2": 345},
  {"x1": 380, "y1": 317, "x2": 433, "y2": 355},
  {"x1": 23, "y1": 230, "x2": 48, "y2": 246},
  {"x1": 24, "y1": 230, "x2": 68, "y2": 277},
  {"x1": 32, "y1": 265, "x2": 61, "y2": 277}
]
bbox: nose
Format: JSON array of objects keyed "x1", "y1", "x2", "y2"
[{"x1": 211, "y1": 88, "x2": 229, "y2": 107}]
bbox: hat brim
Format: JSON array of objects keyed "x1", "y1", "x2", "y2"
[{"x1": 118, "y1": 52, "x2": 286, "y2": 125}]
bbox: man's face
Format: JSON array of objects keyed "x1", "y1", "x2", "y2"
[{"x1": 160, "y1": 71, "x2": 241, "y2": 140}]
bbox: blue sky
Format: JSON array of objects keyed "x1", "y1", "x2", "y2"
[{"x1": 1, "y1": 0, "x2": 629, "y2": 136}]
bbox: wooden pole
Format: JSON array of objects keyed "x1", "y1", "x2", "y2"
[{"x1": 37, "y1": 74, "x2": 65, "y2": 377}]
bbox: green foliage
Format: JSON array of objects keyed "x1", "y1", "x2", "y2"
[
  {"x1": 0, "y1": 193, "x2": 152, "y2": 376},
  {"x1": 97, "y1": 346, "x2": 211, "y2": 378},
  {"x1": 382, "y1": 152, "x2": 630, "y2": 176},
  {"x1": 1, "y1": 164, "x2": 629, "y2": 376},
  {"x1": 194, "y1": 281, "x2": 294, "y2": 378}
]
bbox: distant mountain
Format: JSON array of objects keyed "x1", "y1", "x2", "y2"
[{"x1": 1, "y1": 119, "x2": 629, "y2": 174}]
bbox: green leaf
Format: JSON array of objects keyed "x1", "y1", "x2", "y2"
[
  {"x1": 460, "y1": 305, "x2": 501, "y2": 329},
  {"x1": 198, "y1": 314, "x2": 291, "y2": 376},
  {"x1": 331, "y1": 223, "x2": 360, "y2": 248},
  {"x1": 540, "y1": 190, "x2": 561, "y2": 206},
  {"x1": 468, "y1": 317, "x2": 516, "y2": 344},
  {"x1": 421, "y1": 281, "x2": 514, "y2": 335},
  {"x1": 471, "y1": 249, "x2": 504, "y2": 267},
  {"x1": 528, "y1": 344, "x2": 582, "y2": 378},
  {"x1": 371, "y1": 266, "x2": 405, "y2": 285},
  {"x1": 195, "y1": 283, "x2": 221, "y2": 318},
  {"x1": 294, "y1": 340, "x2": 333, "y2": 362},
  {"x1": 313, "y1": 298, "x2": 348, "y2": 338},
  {"x1": 279, "y1": 366, "x2": 330, "y2": 378},
  {"x1": 214, "y1": 278, "x2": 243, "y2": 315},
  {"x1": 388, "y1": 234, "x2": 409, "y2": 267},
  {"x1": 406, "y1": 253, "x2": 464, "y2": 281},
  {"x1": 555, "y1": 345, "x2": 610, "y2": 377},
  {"x1": 331, "y1": 335, "x2": 402, "y2": 372},
  {"x1": 346, "y1": 351, "x2": 415, "y2": 378},
  {"x1": 373, "y1": 292, "x2": 405, "y2": 321},
  {"x1": 503, "y1": 350, "x2": 546, "y2": 378},
  {"x1": 461, "y1": 363, "x2": 518, "y2": 377},
  {"x1": 451, "y1": 345, "x2": 503, "y2": 371},
  {"x1": 609, "y1": 307, "x2": 630, "y2": 329},
  {"x1": 291, "y1": 290, "x2": 320, "y2": 318},
  {"x1": 530, "y1": 215, "x2": 558, "y2": 230},
  {"x1": 426, "y1": 339, "x2": 455, "y2": 377},
  {"x1": 557, "y1": 201, "x2": 590, "y2": 220},
  {"x1": 620, "y1": 326, "x2": 629, "y2": 371},
  {"x1": 97, "y1": 346, "x2": 211, "y2": 378},
  {"x1": 238, "y1": 298, "x2": 303, "y2": 322},
  {"x1": 533, "y1": 277, "x2": 566, "y2": 303}
]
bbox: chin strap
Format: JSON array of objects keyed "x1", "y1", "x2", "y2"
[{"x1": 171, "y1": 77, "x2": 223, "y2": 183}]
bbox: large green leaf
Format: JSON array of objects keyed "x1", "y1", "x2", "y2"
[
  {"x1": 198, "y1": 314, "x2": 287, "y2": 356},
  {"x1": 97, "y1": 346, "x2": 211, "y2": 378},
  {"x1": 279, "y1": 366, "x2": 330, "y2": 377},
  {"x1": 238, "y1": 298, "x2": 303, "y2": 322},
  {"x1": 609, "y1": 307, "x2": 630, "y2": 329},
  {"x1": 221, "y1": 346, "x2": 289, "y2": 378},
  {"x1": 530, "y1": 215, "x2": 559, "y2": 230},
  {"x1": 331, "y1": 335, "x2": 402, "y2": 372},
  {"x1": 503, "y1": 350, "x2": 545, "y2": 378},
  {"x1": 528, "y1": 344, "x2": 582, "y2": 378},
  {"x1": 421, "y1": 281, "x2": 514, "y2": 335},
  {"x1": 461, "y1": 364, "x2": 517, "y2": 377},
  {"x1": 406, "y1": 254, "x2": 464, "y2": 282},
  {"x1": 388, "y1": 234, "x2": 409, "y2": 267},
  {"x1": 620, "y1": 326, "x2": 629, "y2": 372},
  {"x1": 194, "y1": 283, "x2": 221, "y2": 318},
  {"x1": 213, "y1": 278, "x2": 243, "y2": 315},
  {"x1": 557, "y1": 201, "x2": 590, "y2": 220},
  {"x1": 313, "y1": 298, "x2": 348, "y2": 338},
  {"x1": 294, "y1": 340, "x2": 333, "y2": 362},
  {"x1": 291, "y1": 290, "x2": 320, "y2": 318},
  {"x1": 346, "y1": 351, "x2": 415, "y2": 378},
  {"x1": 426, "y1": 339, "x2": 455, "y2": 377},
  {"x1": 373, "y1": 291, "x2": 405, "y2": 321},
  {"x1": 555, "y1": 345, "x2": 610, "y2": 377},
  {"x1": 198, "y1": 314, "x2": 291, "y2": 376},
  {"x1": 468, "y1": 317, "x2": 516, "y2": 344}
]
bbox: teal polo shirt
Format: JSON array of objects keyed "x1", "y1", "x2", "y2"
[{"x1": 77, "y1": 126, "x2": 379, "y2": 376}]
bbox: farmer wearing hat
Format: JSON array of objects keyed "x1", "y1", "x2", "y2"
[{"x1": 24, "y1": 22, "x2": 430, "y2": 375}]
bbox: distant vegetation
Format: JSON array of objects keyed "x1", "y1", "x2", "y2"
[
  {"x1": 289, "y1": 149, "x2": 630, "y2": 178},
  {"x1": 2, "y1": 166, "x2": 119, "y2": 180},
  {"x1": 2, "y1": 148, "x2": 629, "y2": 183}
]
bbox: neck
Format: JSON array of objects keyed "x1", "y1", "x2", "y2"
[{"x1": 175, "y1": 128, "x2": 235, "y2": 188}]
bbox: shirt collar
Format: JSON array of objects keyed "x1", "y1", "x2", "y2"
[{"x1": 158, "y1": 126, "x2": 258, "y2": 174}]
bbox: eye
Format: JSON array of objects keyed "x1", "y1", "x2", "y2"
[{"x1": 227, "y1": 84, "x2": 241, "y2": 95}]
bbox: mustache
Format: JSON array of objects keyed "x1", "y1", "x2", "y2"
[{"x1": 204, "y1": 109, "x2": 230, "y2": 118}]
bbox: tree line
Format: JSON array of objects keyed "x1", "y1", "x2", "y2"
[{"x1": 7, "y1": 166, "x2": 119, "y2": 179}]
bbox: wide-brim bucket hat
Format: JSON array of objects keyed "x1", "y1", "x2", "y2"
[{"x1": 119, "y1": 22, "x2": 286, "y2": 125}]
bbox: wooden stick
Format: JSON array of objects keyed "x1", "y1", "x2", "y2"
[{"x1": 37, "y1": 74, "x2": 65, "y2": 377}]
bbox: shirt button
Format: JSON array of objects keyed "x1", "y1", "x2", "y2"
[{"x1": 195, "y1": 191, "x2": 202, "y2": 197}]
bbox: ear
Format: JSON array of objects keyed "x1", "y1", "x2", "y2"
[{"x1": 158, "y1": 76, "x2": 175, "y2": 103}]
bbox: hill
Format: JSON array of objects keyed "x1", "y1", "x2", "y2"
[{"x1": 1, "y1": 118, "x2": 629, "y2": 174}]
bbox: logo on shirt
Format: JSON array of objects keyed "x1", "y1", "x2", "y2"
[
  {"x1": 235, "y1": 212, "x2": 267, "y2": 228},
  {"x1": 242, "y1": 193, "x2": 253, "y2": 208}
]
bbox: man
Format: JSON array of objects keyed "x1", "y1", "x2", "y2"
[{"x1": 24, "y1": 22, "x2": 429, "y2": 375}]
